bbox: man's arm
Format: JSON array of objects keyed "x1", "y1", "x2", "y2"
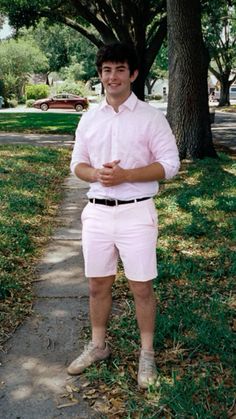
[
  {"x1": 74, "y1": 160, "x2": 165, "y2": 186},
  {"x1": 74, "y1": 163, "x2": 98, "y2": 183}
]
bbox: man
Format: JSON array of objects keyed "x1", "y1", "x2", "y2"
[{"x1": 68, "y1": 43, "x2": 180, "y2": 388}]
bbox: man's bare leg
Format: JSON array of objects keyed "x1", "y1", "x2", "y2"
[
  {"x1": 89, "y1": 275, "x2": 116, "y2": 348},
  {"x1": 67, "y1": 275, "x2": 115, "y2": 375},
  {"x1": 128, "y1": 279, "x2": 157, "y2": 387},
  {"x1": 128, "y1": 280, "x2": 156, "y2": 350}
]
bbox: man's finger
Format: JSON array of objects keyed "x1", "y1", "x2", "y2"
[{"x1": 103, "y1": 159, "x2": 120, "y2": 168}]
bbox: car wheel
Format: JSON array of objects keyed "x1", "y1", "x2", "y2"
[
  {"x1": 75, "y1": 104, "x2": 83, "y2": 112},
  {"x1": 40, "y1": 103, "x2": 49, "y2": 111}
]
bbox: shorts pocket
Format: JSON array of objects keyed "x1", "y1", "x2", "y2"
[
  {"x1": 81, "y1": 203, "x2": 89, "y2": 222},
  {"x1": 146, "y1": 202, "x2": 158, "y2": 227}
]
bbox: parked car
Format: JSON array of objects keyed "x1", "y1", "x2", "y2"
[{"x1": 33, "y1": 93, "x2": 89, "y2": 111}]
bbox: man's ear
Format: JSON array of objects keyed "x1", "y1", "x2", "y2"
[{"x1": 130, "y1": 69, "x2": 139, "y2": 83}]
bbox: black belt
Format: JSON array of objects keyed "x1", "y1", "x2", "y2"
[{"x1": 89, "y1": 197, "x2": 150, "y2": 206}]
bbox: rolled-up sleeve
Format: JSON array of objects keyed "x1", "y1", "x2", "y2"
[{"x1": 149, "y1": 112, "x2": 180, "y2": 179}]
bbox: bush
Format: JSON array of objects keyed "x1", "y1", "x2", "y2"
[
  {"x1": 26, "y1": 99, "x2": 35, "y2": 108},
  {"x1": 26, "y1": 84, "x2": 50, "y2": 100},
  {"x1": 56, "y1": 80, "x2": 90, "y2": 97},
  {"x1": 18, "y1": 95, "x2": 26, "y2": 104},
  {"x1": 145, "y1": 94, "x2": 163, "y2": 101},
  {"x1": 7, "y1": 98, "x2": 18, "y2": 108}
]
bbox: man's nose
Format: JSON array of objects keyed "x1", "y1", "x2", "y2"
[{"x1": 109, "y1": 70, "x2": 118, "y2": 79}]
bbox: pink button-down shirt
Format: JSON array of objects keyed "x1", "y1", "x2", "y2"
[{"x1": 70, "y1": 92, "x2": 180, "y2": 200}]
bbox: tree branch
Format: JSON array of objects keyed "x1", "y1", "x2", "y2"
[
  {"x1": 209, "y1": 64, "x2": 221, "y2": 81},
  {"x1": 145, "y1": 16, "x2": 167, "y2": 75},
  {"x1": 58, "y1": 16, "x2": 103, "y2": 47},
  {"x1": 69, "y1": 0, "x2": 117, "y2": 43}
]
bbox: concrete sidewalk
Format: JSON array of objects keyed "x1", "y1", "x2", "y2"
[
  {"x1": 0, "y1": 132, "x2": 74, "y2": 148},
  {"x1": 0, "y1": 176, "x2": 100, "y2": 418}
]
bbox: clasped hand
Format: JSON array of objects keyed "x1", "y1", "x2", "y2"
[{"x1": 96, "y1": 160, "x2": 126, "y2": 186}]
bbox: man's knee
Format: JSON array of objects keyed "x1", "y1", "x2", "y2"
[
  {"x1": 129, "y1": 280, "x2": 154, "y2": 300},
  {"x1": 89, "y1": 276, "x2": 115, "y2": 298}
]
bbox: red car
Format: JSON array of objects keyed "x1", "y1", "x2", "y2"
[{"x1": 33, "y1": 93, "x2": 89, "y2": 112}]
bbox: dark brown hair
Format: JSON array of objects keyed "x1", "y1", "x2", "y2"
[{"x1": 96, "y1": 42, "x2": 139, "y2": 75}]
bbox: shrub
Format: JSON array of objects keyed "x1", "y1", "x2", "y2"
[
  {"x1": 145, "y1": 94, "x2": 163, "y2": 100},
  {"x1": 56, "y1": 80, "x2": 90, "y2": 97},
  {"x1": 18, "y1": 95, "x2": 26, "y2": 104},
  {"x1": 26, "y1": 84, "x2": 50, "y2": 100},
  {"x1": 7, "y1": 98, "x2": 18, "y2": 108},
  {"x1": 26, "y1": 99, "x2": 35, "y2": 108}
]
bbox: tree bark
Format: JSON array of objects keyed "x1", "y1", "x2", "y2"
[
  {"x1": 167, "y1": 0, "x2": 217, "y2": 159},
  {"x1": 218, "y1": 77, "x2": 231, "y2": 107}
]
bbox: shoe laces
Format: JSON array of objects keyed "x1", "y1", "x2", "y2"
[
  {"x1": 140, "y1": 353, "x2": 155, "y2": 375},
  {"x1": 79, "y1": 342, "x2": 95, "y2": 360}
]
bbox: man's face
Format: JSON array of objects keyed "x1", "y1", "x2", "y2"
[{"x1": 99, "y1": 61, "x2": 138, "y2": 100}]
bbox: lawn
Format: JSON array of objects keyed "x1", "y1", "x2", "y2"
[
  {"x1": 78, "y1": 153, "x2": 236, "y2": 418},
  {"x1": 0, "y1": 145, "x2": 71, "y2": 344},
  {"x1": 0, "y1": 112, "x2": 80, "y2": 134}
]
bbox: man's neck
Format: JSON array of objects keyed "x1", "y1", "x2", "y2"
[{"x1": 106, "y1": 91, "x2": 132, "y2": 112}]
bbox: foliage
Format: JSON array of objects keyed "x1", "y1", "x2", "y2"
[
  {"x1": 0, "y1": 37, "x2": 49, "y2": 102},
  {"x1": 59, "y1": 57, "x2": 87, "y2": 82},
  {"x1": 56, "y1": 80, "x2": 91, "y2": 97},
  {"x1": 25, "y1": 84, "x2": 50, "y2": 100},
  {"x1": 19, "y1": 20, "x2": 97, "y2": 80},
  {"x1": 0, "y1": 145, "x2": 70, "y2": 342},
  {"x1": 146, "y1": 42, "x2": 168, "y2": 94},
  {"x1": 0, "y1": 112, "x2": 80, "y2": 134},
  {"x1": 77, "y1": 153, "x2": 236, "y2": 417},
  {"x1": 26, "y1": 99, "x2": 36, "y2": 108},
  {"x1": 7, "y1": 98, "x2": 18, "y2": 108},
  {"x1": 202, "y1": 0, "x2": 236, "y2": 105}
]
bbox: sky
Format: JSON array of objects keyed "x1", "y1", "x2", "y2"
[{"x1": 0, "y1": 20, "x2": 13, "y2": 39}]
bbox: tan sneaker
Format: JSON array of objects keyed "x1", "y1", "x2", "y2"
[
  {"x1": 138, "y1": 349, "x2": 158, "y2": 389},
  {"x1": 67, "y1": 341, "x2": 110, "y2": 375}
]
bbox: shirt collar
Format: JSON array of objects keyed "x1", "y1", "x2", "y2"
[{"x1": 99, "y1": 92, "x2": 138, "y2": 112}]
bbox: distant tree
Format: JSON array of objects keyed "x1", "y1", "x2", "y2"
[
  {"x1": 20, "y1": 20, "x2": 97, "y2": 81},
  {"x1": 202, "y1": 0, "x2": 236, "y2": 106},
  {"x1": 145, "y1": 43, "x2": 168, "y2": 94},
  {"x1": 0, "y1": 38, "x2": 48, "y2": 100},
  {"x1": 167, "y1": 0, "x2": 217, "y2": 159},
  {"x1": 0, "y1": 0, "x2": 167, "y2": 99}
]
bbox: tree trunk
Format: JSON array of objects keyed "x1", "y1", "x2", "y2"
[
  {"x1": 145, "y1": 78, "x2": 152, "y2": 95},
  {"x1": 167, "y1": 0, "x2": 217, "y2": 159},
  {"x1": 218, "y1": 76, "x2": 231, "y2": 107},
  {"x1": 133, "y1": 70, "x2": 146, "y2": 100}
]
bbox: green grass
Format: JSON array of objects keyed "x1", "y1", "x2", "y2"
[
  {"x1": 0, "y1": 112, "x2": 80, "y2": 134},
  {"x1": 0, "y1": 145, "x2": 71, "y2": 343},
  {"x1": 80, "y1": 153, "x2": 236, "y2": 418}
]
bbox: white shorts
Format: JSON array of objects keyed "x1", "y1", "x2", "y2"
[{"x1": 81, "y1": 198, "x2": 158, "y2": 281}]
